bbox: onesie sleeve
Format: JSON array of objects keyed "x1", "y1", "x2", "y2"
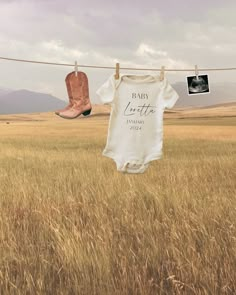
[
  {"x1": 162, "y1": 78, "x2": 179, "y2": 109},
  {"x1": 96, "y1": 74, "x2": 115, "y2": 105}
]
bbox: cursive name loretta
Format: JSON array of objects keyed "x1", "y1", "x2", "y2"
[{"x1": 124, "y1": 101, "x2": 157, "y2": 116}]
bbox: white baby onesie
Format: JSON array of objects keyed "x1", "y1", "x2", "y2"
[{"x1": 96, "y1": 74, "x2": 179, "y2": 174}]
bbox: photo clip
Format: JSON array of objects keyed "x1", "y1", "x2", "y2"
[{"x1": 195, "y1": 65, "x2": 199, "y2": 80}]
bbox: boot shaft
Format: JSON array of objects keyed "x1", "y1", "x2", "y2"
[{"x1": 65, "y1": 71, "x2": 90, "y2": 101}]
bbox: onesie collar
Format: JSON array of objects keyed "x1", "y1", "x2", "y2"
[{"x1": 121, "y1": 74, "x2": 160, "y2": 84}]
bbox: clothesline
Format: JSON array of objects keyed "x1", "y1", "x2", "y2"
[{"x1": 1, "y1": 56, "x2": 236, "y2": 72}]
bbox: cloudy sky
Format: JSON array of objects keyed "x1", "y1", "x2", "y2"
[{"x1": 0, "y1": 0, "x2": 236, "y2": 103}]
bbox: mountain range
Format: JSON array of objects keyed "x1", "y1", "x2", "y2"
[
  {"x1": 0, "y1": 88, "x2": 66, "y2": 115},
  {"x1": 173, "y1": 82, "x2": 236, "y2": 108},
  {"x1": 0, "y1": 82, "x2": 236, "y2": 115}
]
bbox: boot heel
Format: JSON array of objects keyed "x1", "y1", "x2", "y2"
[{"x1": 82, "y1": 109, "x2": 92, "y2": 116}]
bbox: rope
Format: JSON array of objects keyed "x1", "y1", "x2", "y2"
[{"x1": 1, "y1": 56, "x2": 236, "y2": 72}]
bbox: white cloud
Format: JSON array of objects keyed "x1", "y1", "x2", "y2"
[
  {"x1": 136, "y1": 44, "x2": 167, "y2": 57},
  {"x1": 1, "y1": 0, "x2": 236, "y2": 103}
]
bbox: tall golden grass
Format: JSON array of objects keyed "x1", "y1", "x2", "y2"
[{"x1": 0, "y1": 113, "x2": 235, "y2": 294}]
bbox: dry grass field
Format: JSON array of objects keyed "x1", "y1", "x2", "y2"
[{"x1": 0, "y1": 104, "x2": 235, "y2": 294}]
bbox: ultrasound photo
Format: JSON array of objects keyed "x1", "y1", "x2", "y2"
[{"x1": 187, "y1": 74, "x2": 210, "y2": 95}]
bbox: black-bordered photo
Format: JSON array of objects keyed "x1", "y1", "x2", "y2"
[{"x1": 187, "y1": 74, "x2": 210, "y2": 95}]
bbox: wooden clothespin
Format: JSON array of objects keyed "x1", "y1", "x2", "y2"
[
  {"x1": 115, "y1": 62, "x2": 120, "y2": 80},
  {"x1": 195, "y1": 65, "x2": 199, "y2": 80},
  {"x1": 75, "y1": 61, "x2": 78, "y2": 76},
  {"x1": 160, "y1": 66, "x2": 165, "y2": 81}
]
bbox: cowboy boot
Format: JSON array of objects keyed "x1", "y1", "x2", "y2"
[
  {"x1": 58, "y1": 71, "x2": 92, "y2": 119},
  {"x1": 55, "y1": 72, "x2": 74, "y2": 115}
]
